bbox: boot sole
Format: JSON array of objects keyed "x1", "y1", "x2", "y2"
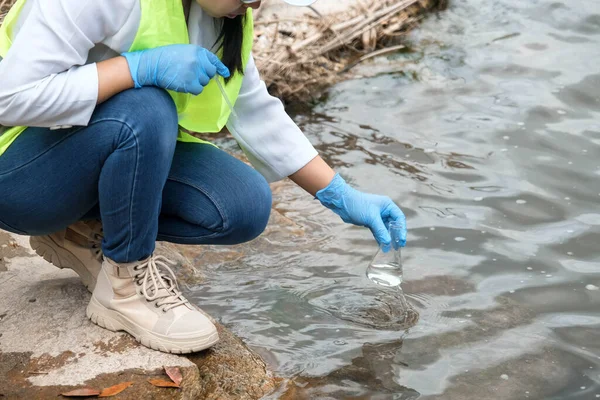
[
  {"x1": 30, "y1": 235, "x2": 97, "y2": 293},
  {"x1": 87, "y1": 296, "x2": 219, "y2": 354}
]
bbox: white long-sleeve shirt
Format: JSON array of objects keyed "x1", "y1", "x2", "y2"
[{"x1": 0, "y1": 0, "x2": 318, "y2": 182}]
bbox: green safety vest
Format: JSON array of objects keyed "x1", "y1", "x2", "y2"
[{"x1": 0, "y1": 0, "x2": 253, "y2": 155}]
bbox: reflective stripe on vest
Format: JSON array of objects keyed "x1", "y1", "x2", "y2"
[{"x1": 0, "y1": 0, "x2": 253, "y2": 155}]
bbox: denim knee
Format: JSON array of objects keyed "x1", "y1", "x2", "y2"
[
  {"x1": 223, "y1": 171, "x2": 272, "y2": 244},
  {"x1": 99, "y1": 87, "x2": 179, "y2": 159}
]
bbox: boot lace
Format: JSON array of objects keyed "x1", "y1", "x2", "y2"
[
  {"x1": 90, "y1": 233, "x2": 103, "y2": 262},
  {"x1": 73, "y1": 220, "x2": 104, "y2": 262},
  {"x1": 133, "y1": 255, "x2": 189, "y2": 312}
]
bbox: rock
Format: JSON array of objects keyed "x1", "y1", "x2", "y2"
[{"x1": 0, "y1": 232, "x2": 276, "y2": 399}]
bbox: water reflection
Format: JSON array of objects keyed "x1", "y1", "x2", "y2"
[
  {"x1": 187, "y1": 0, "x2": 600, "y2": 398},
  {"x1": 311, "y1": 284, "x2": 419, "y2": 330},
  {"x1": 279, "y1": 339, "x2": 422, "y2": 399}
]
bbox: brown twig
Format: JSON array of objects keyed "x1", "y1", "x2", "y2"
[{"x1": 339, "y1": 44, "x2": 406, "y2": 74}]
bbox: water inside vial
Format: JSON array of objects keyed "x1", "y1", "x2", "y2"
[{"x1": 366, "y1": 262, "x2": 403, "y2": 287}]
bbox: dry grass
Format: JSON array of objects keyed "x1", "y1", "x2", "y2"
[
  {"x1": 254, "y1": 0, "x2": 447, "y2": 102},
  {"x1": 0, "y1": 0, "x2": 13, "y2": 21}
]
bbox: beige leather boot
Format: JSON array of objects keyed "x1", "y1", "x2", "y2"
[
  {"x1": 87, "y1": 254, "x2": 218, "y2": 354},
  {"x1": 29, "y1": 220, "x2": 103, "y2": 292}
]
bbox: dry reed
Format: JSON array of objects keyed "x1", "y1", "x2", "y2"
[{"x1": 254, "y1": 0, "x2": 447, "y2": 102}]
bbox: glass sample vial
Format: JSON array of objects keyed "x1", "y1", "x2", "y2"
[{"x1": 366, "y1": 221, "x2": 403, "y2": 287}]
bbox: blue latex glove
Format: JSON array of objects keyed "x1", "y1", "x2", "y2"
[
  {"x1": 316, "y1": 174, "x2": 407, "y2": 249},
  {"x1": 122, "y1": 44, "x2": 230, "y2": 95}
]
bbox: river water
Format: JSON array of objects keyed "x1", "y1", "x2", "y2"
[{"x1": 188, "y1": 0, "x2": 600, "y2": 398}]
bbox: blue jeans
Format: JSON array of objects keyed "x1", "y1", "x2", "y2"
[{"x1": 0, "y1": 87, "x2": 272, "y2": 262}]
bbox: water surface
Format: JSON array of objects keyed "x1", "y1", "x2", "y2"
[{"x1": 189, "y1": 0, "x2": 600, "y2": 398}]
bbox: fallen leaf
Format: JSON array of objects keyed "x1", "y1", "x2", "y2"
[
  {"x1": 164, "y1": 366, "x2": 183, "y2": 386},
  {"x1": 61, "y1": 387, "x2": 101, "y2": 397},
  {"x1": 148, "y1": 378, "x2": 180, "y2": 388},
  {"x1": 98, "y1": 382, "x2": 133, "y2": 397}
]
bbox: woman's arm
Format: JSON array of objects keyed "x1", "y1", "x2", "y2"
[
  {"x1": 288, "y1": 155, "x2": 336, "y2": 196},
  {"x1": 0, "y1": 0, "x2": 137, "y2": 127},
  {"x1": 97, "y1": 57, "x2": 134, "y2": 104},
  {"x1": 226, "y1": 55, "x2": 318, "y2": 182},
  {"x1": 227, "y1": 55, "x2": 407, "y2": 247}
]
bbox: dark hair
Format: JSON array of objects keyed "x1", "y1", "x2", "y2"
[{"x1": 215, "y1": 15, "x2": 245, "y2": 81}]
